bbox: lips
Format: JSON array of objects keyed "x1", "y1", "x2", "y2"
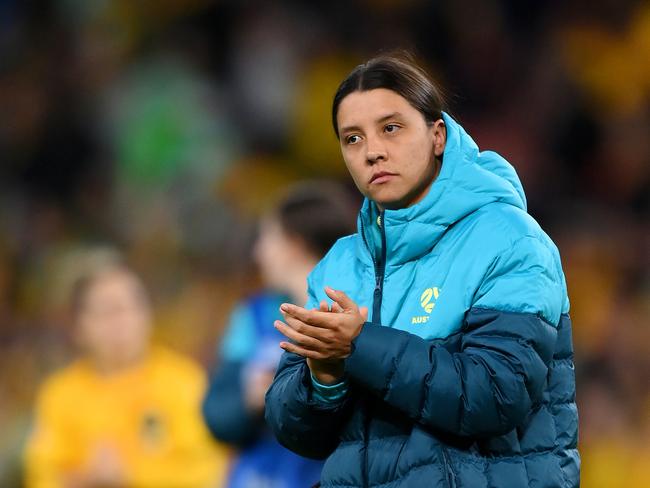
[{"x1": 369, "y1": 171, "x2": 398, "y2": 184}]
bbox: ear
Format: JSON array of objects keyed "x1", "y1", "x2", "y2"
[{"x1": 430, "y1": 119, "x2": 446, "y2": 157}]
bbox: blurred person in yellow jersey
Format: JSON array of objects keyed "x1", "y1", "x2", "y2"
[{"x1": 24, "y1": 254, "x2": 230, "y2": 488}]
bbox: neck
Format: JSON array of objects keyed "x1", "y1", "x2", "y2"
[{"x1": 90, "y1": 347, "x2": 148, "y2": 376}]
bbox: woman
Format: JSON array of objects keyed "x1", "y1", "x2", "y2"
[
  {"x1": 25, "y1": 254, "x2": 229, "y2": 488},
  {"x1": 202, "y1": 182, "x2": 357, "y2": 488},
  {"x1": 265, "y1": 54, "x2": 580, "y2": 487}
]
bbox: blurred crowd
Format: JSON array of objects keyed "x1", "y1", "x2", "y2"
[{"x1": 0, "y1": 0, "x2": 648, "y2": 486}]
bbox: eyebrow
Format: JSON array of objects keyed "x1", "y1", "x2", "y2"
[{"x1": 339, "y1": 112, "x2": 403, "y2": 135}]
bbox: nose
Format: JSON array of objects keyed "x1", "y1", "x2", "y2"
[{"x1": 365, "y1": 135, "x2": 387, "y2": 164}]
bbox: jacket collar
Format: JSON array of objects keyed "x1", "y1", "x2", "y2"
[{"x1": 356, "y1": 112, "x2": 527, "y2": 270}]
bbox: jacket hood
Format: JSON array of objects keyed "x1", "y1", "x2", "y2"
[{"x1": 357, "y1": 112, "x2": 527, "y2": 268}]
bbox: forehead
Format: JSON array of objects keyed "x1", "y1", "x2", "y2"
[
  {"x1": 84, "y1": 271, "x2": 142, "y2": 302},
  {"x1": 337, "y1": 88, "x2": 420, "y2": 129}
]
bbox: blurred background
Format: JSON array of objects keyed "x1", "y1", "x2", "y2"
[{"x1": 0, "y1": 0, "x2": 648, "y2": 486}]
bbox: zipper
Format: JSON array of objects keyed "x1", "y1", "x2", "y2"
[
  {"x1": 359, "y1": 210, "x2": 387, "y2": 488},
  {"x1": 373, "y1": 211, "x2": 387, "y2": 324},
  {"x1": 360, "y1": 211, "x2": 387, "y2": 324}
]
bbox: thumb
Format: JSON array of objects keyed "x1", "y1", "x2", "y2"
[
  {"x1": 360, "y1": 306, "x2": 369, "y2": 322},
  {"x1": 324, "y1": 286, "x2": 357, "y2": 312}
]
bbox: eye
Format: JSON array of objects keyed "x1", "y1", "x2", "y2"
[
  {"x1": 384, "y1": 124, "x2": 400, "y2": 134},
  {"x1": 346, "y1": 134, "x2": 362, "y2": 145}
]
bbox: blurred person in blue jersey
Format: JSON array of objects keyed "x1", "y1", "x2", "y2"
[
  {"x1": 202, "y1": 182, "x2": 357, "y2": 488},
  {"x1": 265, "y1": 53, "x2": 579, "y2": 487}
]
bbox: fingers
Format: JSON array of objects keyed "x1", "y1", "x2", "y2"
[
  {"x1": 281, "y1": 294, "x2": 363, "y2": 328},
  {"x1": 274, "y1": 320, "x2": 329, "y2": 350},
  {"x1": 276, "y1": 298, "x2": 362, "y2": 361},
  {"x1": 316, "y1": 300, "x2": 343, "y2": 313},
  {"x1": 325, "y1": 286, "x2": 357, "y2": 312},
  {"x1": 282, "y1": 315, "x2": 334, "y2": 343},
  {"x1": 280, "y1": 303, "x2": 331, "y2": 327},
  {"x1": 279, "y1": 341, "x2": 327, "y2": 360}
]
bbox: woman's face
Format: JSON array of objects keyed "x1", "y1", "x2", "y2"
[
  {"x1": 253, "y1": 216, "x2": 302, "y2": 292},
  {"x1": 76, "y1": 270, "x2": 151, "y2": 370},
  {"x1": 336, "y1": 88, "x2": 446, "y2": 210}
]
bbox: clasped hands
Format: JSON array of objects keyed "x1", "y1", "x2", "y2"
[{"x1": 274, "y1": 287, "x2": 368, "y2": 384}]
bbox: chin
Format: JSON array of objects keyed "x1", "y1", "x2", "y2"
[
  {"x1": 379, "y1": 200, "x2": 407, "y2": 210},
  {"x1": 369, "y1": 190, "x2": 407, "y2": 210}
]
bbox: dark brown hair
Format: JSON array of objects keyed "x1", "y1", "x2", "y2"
[
  {"x1": 332, "y1": 51, "x2": 446, "y2": 137},
  {"x1": 275, "y1": 181, "x2": 357, "y2": 259}
]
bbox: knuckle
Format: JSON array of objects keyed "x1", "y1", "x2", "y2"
[{"x1": 305, "y1": 316, "x2": 317, "y2": 327}]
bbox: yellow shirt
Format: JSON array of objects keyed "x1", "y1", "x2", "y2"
[
  {"x1": 580, "y1": 436, "x2": 650, "y2": 488},
  {"x1": 24, "y1": 346, "x2": 230, "y2": 488}
]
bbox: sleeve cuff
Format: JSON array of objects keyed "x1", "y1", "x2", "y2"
[{"x1": 310, "y1": 373, "x2": 349, "y2": 404}]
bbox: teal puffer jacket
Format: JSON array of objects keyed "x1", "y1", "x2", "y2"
[{"x1": 265, "y1": 113, "x2": 579, "y2": 487}]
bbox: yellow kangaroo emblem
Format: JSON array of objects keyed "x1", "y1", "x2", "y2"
[{"x1": 420, "y1": 287, "x2": 440, "y2": 313}]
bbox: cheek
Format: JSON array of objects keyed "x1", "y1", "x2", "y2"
[
  {"x1": 256, "y1": 235, "x2": 278, "y2": 266},
  {"x1": 259, "y1": 235, "x2": 292, "y2": 274},
  {"x1": 264, "y1": 237, "x2": 284, "y2": 263},
  {"x1": 402, "y1": 137, "x2": 434, "y2": 176},
  {"x1": 343, "y1": 153, "x2": 368, "y2": 190},
  {"x1": 78, "y1": 316, "x2": 110, "y2": 348},
  {"x1": 125, "y1": 307, "x2": 149, "y2": 331}
]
